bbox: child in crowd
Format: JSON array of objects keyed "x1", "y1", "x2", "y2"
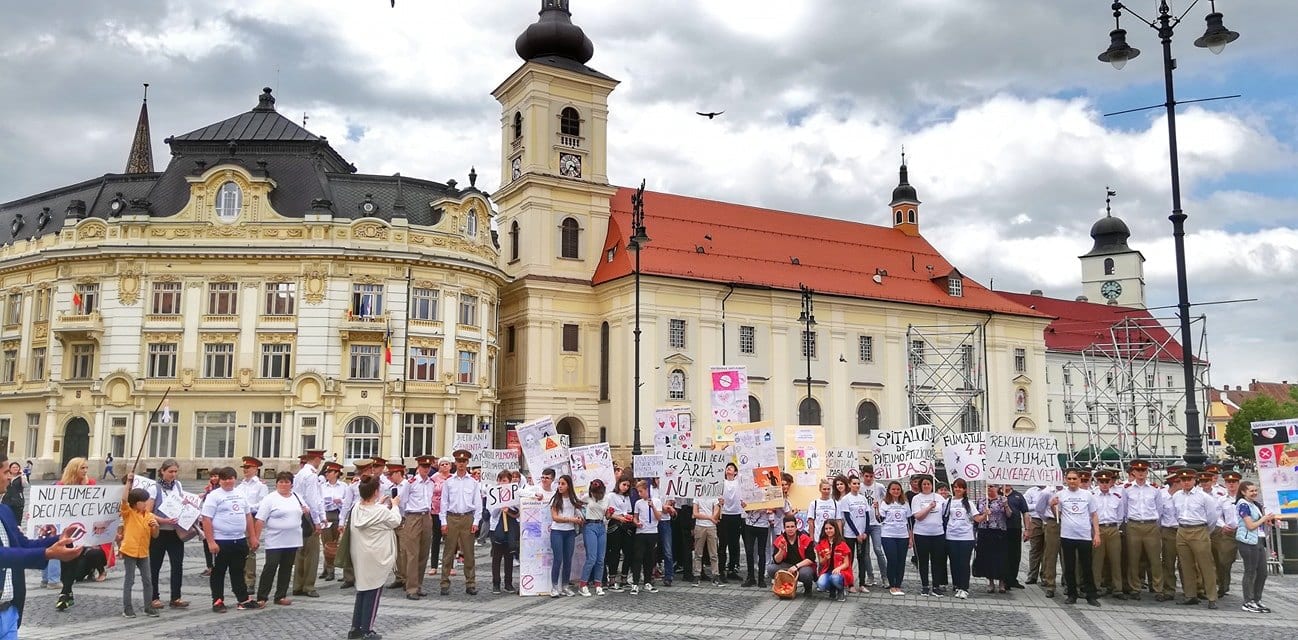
[{"x1": 118, "y1": 476, "x2": 161, "y2": 619}]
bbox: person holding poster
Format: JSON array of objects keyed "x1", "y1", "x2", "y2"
[
  {"x1": 718, "y1": 464, "x2": 744, "y2": 582},
  {"x1": 742, "y1": 502, "x2": 772, "y2": 588},
  {"x1": 52, "y1": 458, "x2": 105, "y2": 612},
  {"x1": 973, "y1": 484, "x2": 1010, "y2": 594},
  {"x1": 148, "y1": 459, "x2": 191, "y2": 610},
  {"x1": 942, "y1": 479, "x2": 981, "y2": 600},
  {"x1": 629, "y1": 480, "x2": 662, "y2": 594},
  {"x1": 692, "y1": 495, "x2": 721, "y2": 586},
  {"x1": 488, "y1": 470, "x2": 520, "y2": 595},
  {"x1": 1235, "y1": 480, "x2": 1276, "y2": 614},
  {"x1": 548, "y1": 475, "x2": 584, "y2": 598},
  {"x1": 0, "y1": 454, "x2": 80, "y2": 634}
]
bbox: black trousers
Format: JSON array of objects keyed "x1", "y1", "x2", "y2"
[
  {"x1": 351, "y1": 587, "x2": 382, "y2": 634},
  {"x1": 256, "y1": 547, "x2": 298, "y2": 601},
  {"x1": 605, "y1": 525, "x2": 633, "y2": 582},
  {"x1": 718, "y1": 514, "x2": 743, "y2": 575},
  {"x1": 210, "y1": 539, "x2": 250, "y2": 604},
  {"x1": 430, "y1": 514, "x2": 443, "y2": 568},
  {"x1": 491, "y1": 541, "x2": 514, "y2": 589},
  {"x1": 914, "y1": 534, "x2": 947, "y2": 589},
  {"x1": 630, "y1": 533, "x2": 658, "y2": 584},
  {"x1": 673, "y1": 513, "x2": 694, "y2": 578},
  {"x1": 742, "y1": 524, "x2": 769, "y2": 579},
  {"x1": 1005, "y1": 527, "x2": 1023, "y2": 583},
  {"x1": 1060, "y1": 538, "x2": 1097, "y2": 599},
  {"x1": 149, "y1": 529, "x2": 186, "y2": 602}
]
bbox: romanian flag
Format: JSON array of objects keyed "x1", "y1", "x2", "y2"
[
  {"x1": 72, "y1": 291, "x2": 83, "y2": 308},
  {"x1": 384, "y1": 322, "x2": 392, "y2": 365}
]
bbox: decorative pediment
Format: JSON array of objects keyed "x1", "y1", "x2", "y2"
[
  {"x1": 663, "y1": 352, "x2": 693, "y2": 366},
  {"x1": 1012, "y1": 374, "x2": 1033, "y2": 385}
]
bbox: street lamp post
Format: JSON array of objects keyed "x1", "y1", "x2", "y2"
[
  {"x1": 798, "y1": 284, "x2": 816, "y2": 414},
  {"x1": 1097, "y1": 0, "x2": 1238, "y2": 469},
  {"x1": 629, "y1": 181, "x2": 651, "y2": 456}
]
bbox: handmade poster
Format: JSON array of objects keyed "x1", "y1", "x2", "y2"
[
  {"x1": 26, "y1": 484, "x2": 125, "y2": 546},
  {"x1": 478, "y1": 449, "x2": 521, "y2": 477},
  {"x1": 653, "y1": 407, "x2": 694, "y2": 452},
  {"x1": 452, "y1": 432, "x2": 491, "y2": 456},
  {"x1": 515, "y1": 416, "x2": 559, "y2": 474},
  {"x1": 662, "y1": 449, "x2": 729, "y2": 499},
  {"x1": 1253, "y1": 418, "x2": 1298, "y2": 515},
  {"x1": 784, "y1": 425, "x2": 826, "y2": 510},
  {"x1": 732, "y1": 423, "x2": 782, "y2": 510},
  {"x1": 633, "y1": 454, "x2": 665, "y2": 480},
  {"x1": 175, "y1": 493, "x2": 204, "y2": 531},
  {"x1": 826, "y1": 448, "x2": 860, "y2": 479},
  {"x1": 871, "y1": 425, "x2": 936, "y2": 481},
  {"x1": 710, "y1": 366, "x2": 750, "y2": 442},
  {"x1": 939, "y1": 432, "x2": 986, "y2": 482},
  {"x1": 984, "y1": 433, "x2": 1062, "y2": 485},
  {"x1": 485, "y1": 482, "x2": 521, "y2": 510},
  {"x1": 569, "y1": 443, "x2": 616, "y2": 500},
  {"x1": 517, "y1": 500, "x2": 584, "y2": 596},
  {"x1": 535, "y1": 434, "x2": 572, "y2": 478}
]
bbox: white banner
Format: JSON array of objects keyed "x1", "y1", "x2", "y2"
[
  {"x1": 939, "y1": 432, "x2": 986, "y2": 482},
  {"x1": 26, "y1": 484, "x2": 125, "y2": 546},
  {"x1": 452, "y1": 432, "x2": 491, "y2": 456},
  {"x1": 485, "y1": 482, "x2": 520, "y2": 510},
  {"x1": 826, "y1": 448, "x2": 860, "y2": 479},
  {"x1": 478, "y1": 449, "x2": 521, "y2": 477},
  {"x1": 870, "y1": 425, "x2": 936, "y2": 480},
  {"x1": 663, "y1": 449, "x2": 729, "y2": 499},
  {"x1": 653, "y1": 407, "x2": 695, "y2": 452},
  {"x1": 633, "y1": 454, "x2": 665, "y2": 479},
  {"x1": 984, "y1": 433, "x2": 1062, "y2": 485},
  {"x1": 569, "y1": 443, "x2": 616, "y2": 500}
]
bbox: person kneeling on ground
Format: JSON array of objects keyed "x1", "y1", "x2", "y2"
[{"x1": 767, "y1": 515, "x2": 815, "y2": 595}]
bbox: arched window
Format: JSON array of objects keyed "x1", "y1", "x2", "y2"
[
  {"x1": 907, "y1": 209, "x2": 916, "y2": 224},
  {"x1": 599, "y1": 322, "x2": 610, "y2": 401},
  {"x1": 560, "y1": 107, "x2": 580, "y2": 136},
  {"x1": 748, "y1": 395, "x2": 762, "y2": 422},
  {"x1": 668, "y1": 369, "x2": 686, "y2": 401},
  {"x1": 856, "y1": 401, "x2": 879, "y2": 436},
  {"x1": 798, "y1": 397, "x2": 821, "y2": 426},
  {"x1": 465, "y1": 209, "x2": 478, "y2": 237},
  {"x1": 509, "y1": 220, "x2": 520, "y2": 261},
  {"x1": 560, "y1": 217, "x2": 580, "y2": 259},
  {"x1": 215, "y1": 181, "x2": 242, "y2": 221},
  {"x1": 1103, "y1": 258, "x2": 1115, "y2": 275},
  {"x1": 513, "y1": 111, "x2": 523, "y2": 140},
  {"x1": 894, "y1": 211, "x2": 903, "y2": 225},
  {"x1": 344, "y1": 416, "x2": 381, "y2": 461}
]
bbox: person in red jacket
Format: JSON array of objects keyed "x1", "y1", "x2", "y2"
[
  {"x1": 815, "y1": 520, "x2": 853, "y2": 601},
  {"x1": 767, "y1": 515, "x2": 814, "y2": 595}
]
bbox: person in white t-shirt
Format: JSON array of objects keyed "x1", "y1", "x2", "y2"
[
  {"x1": 693, "y1": 494, "x2": 721, "y2": 586},
  {"x1": 806, "y1": 479, "x2": 839, "y2": 544},
  {"x1": 942, "y1": 479, "x2": 983, "y2": 600},
  {"x1": 840, "y1": 476, "x2": 874, "y2": 593},
  {"x1": 910, "y1": 476, "x2": 947, "y2": 597},
  {"x1": 875, "y1": 481, "x2": 912, "y2": 596},
  {"x1": 200, "y1": 467, "x2": 258, "y2": 612},
  {"x1": 1050, "y1": 469, "x2": 1100, "y2": 606},
  {"x1": 253, "y1": 471, "x2": 307, "y2": 606},
  {"x1": 858, "y1": 465, "x2": 888, "y2": 587}
]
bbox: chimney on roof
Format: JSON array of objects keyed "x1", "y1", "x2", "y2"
[
  {"x1": 1076, "y1": 295, "x2": 1089, "y2": 302},
  {"x1": 1030, "y1": 289, "x2": 1043, "y2": 296},
  {"x1": 125, "y1": 83, "x2": 154, "y2": 174}
]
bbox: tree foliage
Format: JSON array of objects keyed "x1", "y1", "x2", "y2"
[{"x1": 1225, "y1": 394, "x2": 1298, "y2": 459}]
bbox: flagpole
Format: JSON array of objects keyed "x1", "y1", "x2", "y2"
[{"x1": 132, "y1": 386, "x2": 172, "y2": 475}]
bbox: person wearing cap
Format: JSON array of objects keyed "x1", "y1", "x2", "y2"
[
  {"x1": 439, "y1": 449, "x2": 481, "y2": 596},
  {"x1": 1121, "y1": 459, "x2": 1166, "y2": 601},
  {"x1": 319, "y1": 462, "x2": 346, "y2": 582},
  {"x1": 1157, "y1": 468, "x2": 1187, "y2": 601},
  {"x1": 1204, "y1": 463, "x2": 1229, "y2": 499},
  {"x1": 384, "y1": 463, "x2": 409, "y2": 590},
  {"x1": 397, "y1": 456, "x2": 436, "y2": 599},
  {"x1": 1090, "y1": 469, "x2": 1124, "y2": 598},
  {"x1": 291, "y1": 449, "x2": 327, "y2": 598},
  {"x1": 337, "y1": 459, "x2": 372, "y2": 589},
  {"x1": 1049, "y1": 468, "x2": 1100, "y2": 606},
  {"x1": 427, "y1": 456, "x2": 453, "y2": 576},
  {"x1": 238, "y1": 456, "x2": 269, "y2": 589},
  {"x1": 1032, "y1": 481, "x2": 1063, "y2": 597},
  {"x1": 1173, "y1": 470, "x2": 1220, "y2": 608},
  {"x1": 1210, "y1": 470, "x2": 1242, "y2": 598}
]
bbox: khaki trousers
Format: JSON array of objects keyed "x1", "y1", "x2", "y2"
[
  {"x1": 1092, "y1": 524, "x2": 1123, "y2": 593},
  {"x1": 1041, "y1": 519, "x2": 1061, "y2": 590},
  {"x1": 1026, "y1": 519, "x2": 1044, "y2": 582},
  {"x1": 1159, "y1": 526, "x2": 1182, "y2": 596},
  {"x1": 1210, "y1": 530, "x2": 1238, "y2": 596},
  {"x1": 440, "y1": 513, "x2": 477, "y2": 590},
  {"x1": 292, "y1": 528, "x2": 321, "y2": 593},
  {"x1": 1176, "y1": 525, "x2": 1216, "y2": 602},
  {"x1": 1124, "y1": 521, "x2": 1162, "y2": 594},
  {"x1": 244, "y1": 549, "x2": 258, "y2": 587},
  {"x1": 338, "y1": 525, "x2": 355, "y2": 584},
  {"x1": 400, "y1": 513, "x2": 433, "y2": 593},
  {"x1": 694, "y1": 526, "x2": 719, "y2": 578}
]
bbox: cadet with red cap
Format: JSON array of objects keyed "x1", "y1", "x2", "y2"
[
  {"x1": 398, "y1": 456, "x2": 436, "y2": 599},
  {"x1": 239, "y1": 456, "x2": 268, "y2": 588},
  {"x1": 1211, "y1": 470, "x2": 1242, "y2": 598},
  {"x1": 1173, "y1": 470, "x2": 1220, "y2": 609},
  {"x1": 1121, "y1": 459, "x2": 1166, "y2": 601},
  {"x1": 319, "y1": 461, "x2": 346, "y2": 581}
]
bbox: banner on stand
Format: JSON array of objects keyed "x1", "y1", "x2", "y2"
[{"x1": 1253, "y1": 418, "x2": 1298, "y2": 515}]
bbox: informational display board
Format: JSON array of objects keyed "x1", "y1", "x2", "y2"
[
  {"x1": 984, "y1": 433, "x2": 1062, "y2": 485},
  {"x1": 1253, "y1": 418, "x2": 1298, "y2": 515}
]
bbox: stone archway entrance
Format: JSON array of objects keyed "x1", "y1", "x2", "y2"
[
  {"x1": 61, "y1": 417, "x2": 91, "y2": 467},
  {"x1": 556, "y1": 416, "x2": 584, "y2": 446}
]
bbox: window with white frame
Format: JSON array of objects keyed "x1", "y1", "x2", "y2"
[
  {"x1": 194, "y1": 411, "x2": 236, "y2": 458},
  {"x1": 147, "y1": 342, "x2": 178, "y2": 378},
  {"x1": 1063, "y1": 367, "x2": 1072, "y2": 386},
  {"x1": 351, "y1": 283, "x2": 384, "y2": 318},
  {"x1": 410, "y1": 288, "x2": 439, "y2": 321},
  {"x1": 1167, "y1": 375, "x2": 1174, "y2": 388},
  {"x1": 858, "y1": 335, "x2": 874, "y2": 363},
  {"x1": 458, "y1": 350, "x2": 476, "y2": 384},
  {"x1": 458, "y1": 294, "x2": 478, "y2": 326},
  {"x1": 465, "y1": 209, "x2": 479, "y2": 237},
  {"x1": 403, "y1": 413, "x2": 437, "y2": 459},
  {"x1": 344, "y1": 416, "x2": 381, "y2": 461},
  {"x1": 70, "y1": 343, "x2": 95, "y2": 379},
  {"x1": 5, "y1": 292, "x2": 21, "y2": 325},
  {"x1": 26, "y1": 413, "x2": 39, "y2": 459},
  {"x1": 207, "y1": 282, "x2": 239, "y2": 315},
  {"x1": 33, "y1": 288, "x2": 50, "y2": 321},
  {"x1": 73, "y1": 283, "x2": 98, "y2": 314},
  {"x1": 1147, "y1": 406, "x2": 1158, "y2": 426},
  {"x1": 148, "y1": 416, "x2": 177, "y2": 458},
  {"x1": 203, "y1": 343, "x2": 234, "y2": 378},
  {"x1": 668, "y1": 369, "x2": 686, "y2": 401},
  {"x1": 909, "y1": 340, "x2": 925, "y2": 367},
  {"x1": 1145, "y1": 373, "x2": 1155, "y2": 387},
  {"x1": 299, "y1": 416, "x2": 318, "y2": 453},
  {"x1": 349, "y1": 344, "x2": 381, "y2": 380},
  {"x1": 948, "y1": 276, "x2": 963, "y2": 297},
  {"x1": 801, "y1": 330, "x2": 817, "y2": 359},
  {"x1": 1047, "y1": 399, "x2": 1054, "y2": 423},
  {"x1": 1064, "y1": 405, "x2": 1074, "y2": 424},
  {"x1": 251, "y1": 411, "x2": 283, "y2": 459},
  {"x1": 669, "y1": 319, "x2": 686, "y2": 350},
  {"x1": 739, "y1": 325, "x2": 756, "y2": 355},
  {"x1": 408, "y1": 347, "x2": 437, "y2": 381},
  {"x1": 29, "y1": 347, "x2": 46, "y2": 380},
  {"x1": 109, "y1": 416, "x2": 127, "y2": 458},
  {"x1": 1, "y1": 349, "x2": 16, "y2": 383},
  {"x1": 215, "y1": 181, "x2": 242, "y2": 220},
  {"x1": 260, "y1": 343, "x2": 292, "y2": 379},
  {"x1": 264, "y1": 282, "x2": 296, "y2": 316},
  {"x1": 1014, "y1": 348, "x2": 1027, "y2": 373},
  {"x1": 151, "y1": 282, "x2": 182, "y2": 315}
]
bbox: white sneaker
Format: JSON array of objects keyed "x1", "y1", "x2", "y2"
[
  {"x1": 890, "y1": 588, "x2": 904, "y2": 596},
  {"x1": 549, "y1": 588, "x2": 561, "y2": 598},
  {"x1": 563, "y1": 586, "x2": 577, "y2": 597},
  {"x1": 579, "y1": 586, "x2": 592, "y2": 597},
  {"x1": 594, "y1": 586, "x2": 606, "y2": 596},
  {"x1": 629, "y1": 584, "x2": 640, "y2": 595},
  {"x1": 956, "y1": 589, "x2": 968, "y2": 599},
  {"x1": 643, "y1": 582, "x2": 658, "y2": 593}
]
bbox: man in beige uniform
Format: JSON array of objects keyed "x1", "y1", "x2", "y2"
[
  {"x1": 399, "y1": 456, "x2": 436, "y2": 599},
  {"x1": 1174, "y1": 470, "x2": 1220, "y2": 609},
  {"x1": 1091, "y1": 469, "x2": 1125, "y2": 597},
  {"x1": 439, "y1": 449, "x2": 481, "y2": 595},
  {"x1": 1211, "y1": 470, "x2": 1241, "y2": 598},
  {"x1": 1035, "y1": 483, "x2": 1063, "y2": 598},
  {"x1": 291, "y1": 449, "x2": 327, "y2": 598},
  {"x1": 238, "y1": 456, "x2": 268, "y2": 588},
  {"x1": 384, "y1": 462, "x2": 409, "y2": 589},
  {"x1": 1120, "y1": 459, "x2": 1163, "y2": 601}
]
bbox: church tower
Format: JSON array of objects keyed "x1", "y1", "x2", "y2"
[
  {"x1": 889, "y1": 153, "x2": 920, "y2": 237},
  {"x1": 1080, "y1": 192, "x2": 1146, "y2": 307}
]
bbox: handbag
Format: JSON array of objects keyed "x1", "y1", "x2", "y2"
[
  {"x1": 293, "y1": 494, "x2": 315, "y2": 540},
  {"x1": 772, "y1": 568, "x2": 798, "y2": 600}
]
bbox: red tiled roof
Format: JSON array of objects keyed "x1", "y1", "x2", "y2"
[
  {"x1": 1213, "y1": 381, "x2": 1298, "y2": 417},
  {"x1": 997, "y1": 291, "x2": 1189, "y2": 363},
  {"x1": 592, "y1": 188, "x2": 1047, "y2": 318}
]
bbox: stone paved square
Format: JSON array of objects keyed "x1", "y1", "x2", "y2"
[{"x1": 852, "y1": 603, "x2": 1041, "y2": 637}]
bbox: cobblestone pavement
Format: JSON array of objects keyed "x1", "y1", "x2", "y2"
[{"x1": 20, "y1": 543, "x2": 1298, "y2": 640}]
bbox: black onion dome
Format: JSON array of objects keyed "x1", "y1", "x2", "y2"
[
  {"x1": 1085, "y1": 214, "x2": 1132, "y2": 256},
  {"x1": 889, "y1": 163, "x2": 919, "y2": 206},
  {"x1": 515, "y1": 0, "x2": 594, "y2": 64}
]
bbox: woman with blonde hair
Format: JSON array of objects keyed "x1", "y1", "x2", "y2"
[{"x1": 54, "y1": 457, "x2": 106, "y2": 611}]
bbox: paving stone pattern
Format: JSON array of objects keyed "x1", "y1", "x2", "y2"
[{"x1": 854, "y1": 603, "x2": 1041, "y2": 637}]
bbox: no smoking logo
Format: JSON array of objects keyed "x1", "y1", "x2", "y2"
[{"x1": 1259, "y1": 446, "x2": 1273, "y2": 461}]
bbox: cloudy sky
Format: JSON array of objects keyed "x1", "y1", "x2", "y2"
[{"x1": 2, "y1": 0, "x2": 1295, "y2": 387}]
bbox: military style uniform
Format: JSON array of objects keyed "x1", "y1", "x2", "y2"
[
  {"x1": 1120, "y1": 459, "x2": 1165, "y2": 600},
  {"x1": 1210, "y1": 470, "x2": 1242, "y2": 598},
  {"x1": 237, "y1": 456, "x2": 269, "y2": 587},
  {"x1": 398, "y1": 456, "x2": 437, "y2": 599},
  {"x1": 1157, "y1": 475, "x2": 1183, "y2": 599},
  {"x1": 1091, "y1": 470, "x2": 1125, "y2": 597},
  {"x1": 440, "y1": 449, "x2": 482, "y2": 595},
  {"x1": 1173, "y1": 471, "x2": 1220, "y2": 608},
  {"x1": 385, "y1": 463, "x2": 409, "y2": 589},
  {"x1": 291, "y1": 449, "x2": 328, "y2": 597},
  {"x1": 318, "y1": 461, "x2": 346, "y2": 580},
  {"x1": 1024, "y1": 485, "x2": 1045, "y2": 584},
  {"x1": 1034, "y1": 484, "x2": 1063, "y2": 596}
]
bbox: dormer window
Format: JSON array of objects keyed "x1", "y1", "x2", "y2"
[
  {"x1": 948, "y1": 276, "x2": 963, "y2": 297},
  {"x1": 215, "y1": 181, "x2": 242, "y2": 221},
  {"x1": 560, "y1": 107, "x2": 580, "y2": 137},
  {"x1": 465, "y1": 209, "x2": 478, "y2": 237}
]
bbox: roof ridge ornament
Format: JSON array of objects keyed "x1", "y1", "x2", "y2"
[
  {"x1": 125, "y1": 82, "x2": 155, "y2": 174},
  {"x1": 255, "y1": 87, "x2": 276, "y2": 112}
]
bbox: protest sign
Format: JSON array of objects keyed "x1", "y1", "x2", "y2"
[
  {"x1": 518, "y1": 500, "x2": 584, "y2": 596},
  {"x1": 871, "y1": 425, "x2": 936, "y2": 481},
  {"x1": 515, "y1": 416, "x2": 565, "y2": 476},
  {"x1": 710, "y1": 366, "x2": 750, "y2": 442},
  {"x1": 485, "y1": 482, "x2": 520, "y2": 510},
  {"x1": 662, "y1": 449, "x2": 729, "y2": 499},
  {"x1": 784, "y1": 425, "x2": 826, "y2": 510},
  {"x1": 732, "y1": 423, "x2": 782, "y2": 510},
  {"x1": 633, "y1": 454, "x2": 665, "y2": 480},
  {"x1": 653, "y1": 407, "x2": 694, "y2": 451},
  {"x1": 939, "y1": 432, "x2": 986, "y2": 482},
  {"x1": 535, "y1": 435, "x2": 571, "y2": 477},
  {"x1": 826, "y1": 448, "x2": 860, "y2": 479},
  {"x1": 452, "y1": 432, "x2": 491, "y2": 456},
  {"x1": 1253, "y1": 418, "x2": 1298, "y2": 515},
  {"x1": 569, "y1": 443, "x2": 616, "y2": 500},
  {"x1": 26, "y1": 484, "x2": 125, "y2": 546},
  {"x1": 984, "y1": 433, "x2": 1062, "y2": 484},
  {"x1": 478, "y1": 449, "x2": 521, "y2": 477}
]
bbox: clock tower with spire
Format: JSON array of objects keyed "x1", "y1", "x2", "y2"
[{"x1": 1080, "y1": 191, "x2": 1146, "y2": 308}]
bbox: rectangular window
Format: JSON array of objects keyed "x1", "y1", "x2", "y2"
[
  {"x1": 260, "y1": 343, "x2": 292, "y2": 379},
  {"x1": 458, "y1": 350, "x2": 476, "y2": 384},
  {"x1": 251, "y1": 411, "x2": 282, "y2": 459},
  {"x1": 738, "y1": 325, "x2": 756, "y2": 355},
  {"x1": 1064, "y1": 406, "x2": 1074, "y2": 424},
  {"x1": 1, "y1": 350, "x2": 16, "y2": 383},
  {"x1": 194, "y1": 411, "x2": 236, "y2": 458},
  {"x1": 147, "y1": 342, "x2": 178, "y2": 378},
  {"x1": 948, "y1": 277, "x2": 963, "y2": 297},
  {"x1": 800, "y1": 330, "x2": 817, "y2": 359},
  {"x1": 300, "y1": 416, "x2": 318, "y2": 453},
  {"x1": 909, "y1": 340, "x2": 925, "y2": 367},
  {"x1": 1167, "y1": 375, "x2": 1174, "y2": 388},
  {"x1": 349, "y1": 344, "x2": 382, "y2": 380},
  {"x1": 669, "y1": 319, "x2": 686, "y2": 350},
  {"x1": 351, "y1": 283, "x2": 384, "y2": 318},
  {"x1": 70, "y1": 343, "x2": 95, "y2": 380},
  {"x1": 506, "y1": 325, "x2": 516, "y2": 353},
  {"x1": 456, "y1": 414, "x2": 475, "y2": 433},
  {"x1": 561, "y1": 323, "x2": 580, "y2": 352},
  {"x1": 5, "y1": 293, "x2": 21, "y2": 325},
  {"x1": 410, "y1": 287, "x2": 439, "y2": 321},
  {"x1": 1145, "y1": 373, "x2": 1155, "y2": 387},
  {"x1": 1047, "y1": 399, "x2": 1053, "y2": 423},
  {"x1": 150, "y1": 282, "x2": 182, "y2": 315},
  {"x1": 1147, "y1": 407, "x2": 1158, "y2": 426},
  {"x1": 1063, "y1": 368, "x2": 1072, "y2": 386},
  {"x1": 109, "y1": 416, "x2": 128, "y2": 458},
  {"x1": 26, "y1": 413, "x2": 40, "y2": 459},
  {"x1": 1168, "y1": 411, "x2": 1176, "y2": 426},
  {"x1": 74, "y1": 283, "x2": 99, "y2": 314},
  {"x1": 960, "y1": 344, "x2": 974, "y2": 382},
  {"x1": 1106, "y1": 406, "x2": 1118, "y2": 425},
  {"x1": 33, "y1": 289, "x2": 50, "y2": 321},
  {"x1": 203, "y1": 343, "x2": 234, "y2": 378},
  {"x1": 148, "y1": 418, "x2": 177, "y2": 458},
  {"x1": 458, "y1": 294, "x2": 478, "y2": 326},
  {"x1": 858, "y1": 335, "x2": 873, "y2": 363},
  {"x1": 29, "y1": 347, "x2": 46, "y2": 381},
  {"x1": 407, "y1": 347, "x2": 438, "y2": 381},
  {"x1": 402, "y1": 413, "x2": 437, "y2": 459},
  {"x1": 264, "y1": 282, "x2": 296, "y2": 316},
  {"x1": 207, "y1": 282, "x2": 239, "y2": 315},
  {"x1": 1014, "y1": 348, "x2": 1027, "y2": 374}
]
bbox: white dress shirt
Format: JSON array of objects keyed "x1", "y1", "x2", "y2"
[
  {"x1": 293, "y1": 463, "x2": 325, "y2": 526},
  {"x1": 439, "y1": 472, "x2": 482, "y2": 518}
]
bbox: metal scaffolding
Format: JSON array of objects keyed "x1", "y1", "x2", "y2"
[
  {"x1": 907, "y1": 324, "x2": 989, "y2": 441},
  {"x1": 1060, "y1": 314, "x2": 1212, "y2": 469}
]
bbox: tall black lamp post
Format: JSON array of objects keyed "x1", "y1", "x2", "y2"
[
  {"x1": 798, "y1": 284, "x2": 816, "y2": 410},
  {"x1": 1097, "y1": 0, "x2": 1238, "y2": 469},
  {"x1": 629, "y1": 181, "x2": 650, "y2": 456}
]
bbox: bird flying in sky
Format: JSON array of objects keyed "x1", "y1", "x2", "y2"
[{"x1": 696, "y1": 111, "x2": 724, "y2": 119}]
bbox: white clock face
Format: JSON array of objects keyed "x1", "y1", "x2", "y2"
[
  {"x1": 559, "y1": 153, "x2": 581, "y2": 178},
  {"x1": 1101, "y1": 280, "x2": 1123, "y2": 300},
  {"x1": 511, "y1": 157, "x2": 522, "y2": 180}
]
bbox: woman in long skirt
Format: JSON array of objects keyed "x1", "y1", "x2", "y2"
[{"x1": 973, "y1": 484, "x2": 1010, "y2": 593}]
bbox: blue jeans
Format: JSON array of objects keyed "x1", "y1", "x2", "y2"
[
  {"x1": 868, "y1": 525, "x2": 887, "y2": 580},
  {"x1": 0, "y1": 603, "x2": 17, "y2": 640},
  {"x1": 550, "y1": 528, "x2": 577, "y2": 588},
  {"x1": 657, "y1": 521, "x2": 675, "y2": 581},
  {"x1": 581, "y1": 522, "x2": 607, "y2": 585},
  {"x1": 882, "y1": 536, "x2": 909, "y2": 588},
  {"x1": 44, "y1": 558, "x2": 62, "y2": 584},
  {"x1": 816, "y1": 572, "x2": 845, "y2": 592}
]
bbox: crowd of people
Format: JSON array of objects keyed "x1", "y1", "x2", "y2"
[{"x1": 0, "y1": 450, "x2": 1283, "y2": 640}]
